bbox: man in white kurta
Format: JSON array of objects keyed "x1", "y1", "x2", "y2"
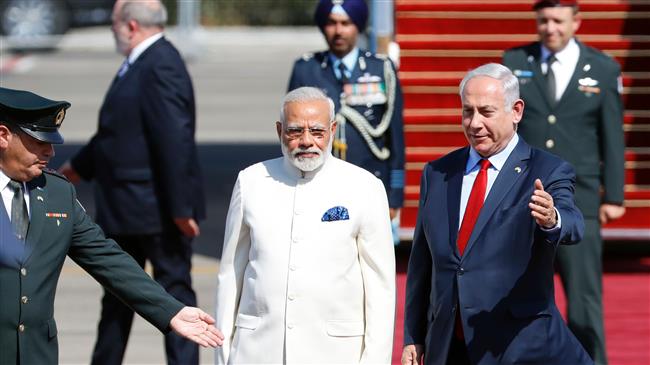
[{"x1": 215, "y1": 87, "x2": 396, "y2": 364}]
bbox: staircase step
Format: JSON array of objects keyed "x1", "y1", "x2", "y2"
[
  {"x1": 401, "y1": 84, "x2": 650, "y2": 110},
  {"x1": 397, "y1": 37, "x2": 650, "y2": 51},
  {"x1": 396, "y1": 15, "x2": 649, "y2": 36},
  {"x1": 399, "y1": 71, "x2": 650, "y2": 87},
  {"x1": 405, "y1": 128, "x2": 650, "y2": 148},
  {"x1": 404, "y1": 164, "x2": 650, "y2": 186},
  {"x1": 399, "y1": 49, "x2": 650, "y2": 72},
  {"x1": 399, "y1": 206, "x2": 650, "y2": 231},
  {"x1": 395, "y1": 1, "x2": 650, "y2": 13},
  {"x1": 403, "y1": 110, "x2": 650, "y2": 124}
]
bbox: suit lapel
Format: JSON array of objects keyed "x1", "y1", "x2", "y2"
[
  {"x1": 529, "y1": 45, "x2": 555, "y2": 108},
  {"x1": 462, "y1": 140, "x2": 531, "y2": 259},
  {"x1": 447, "y1": 148, "x2": 468, "y2": 258},
  {"x1": 105, "y1": 37, "x2": 166, "y2": 99},
  {"x1": 322, "y1": 53, "x2": 342, "y2": 87},
  {"x1": 24, "y1": 176, "x2": 48, "y2": 263}
]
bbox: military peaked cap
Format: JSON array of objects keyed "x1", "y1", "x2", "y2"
[{"x1": 0, "y1": 87, "x2": 70, "y2": 144}]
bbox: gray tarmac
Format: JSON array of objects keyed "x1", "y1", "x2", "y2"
[{"x1": 1, "y1": 26, "x2": 323, "y2": 364}]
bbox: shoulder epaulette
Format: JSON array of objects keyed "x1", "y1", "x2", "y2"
[{"x1": 43, "y1": 168, "x2": 69, "y2": 182}]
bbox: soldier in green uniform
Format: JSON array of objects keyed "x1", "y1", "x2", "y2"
[
  {"x1": 502, "y1": 1, "x2": 625, "y2": 364},
  {"x1": 0, "y1": 87, "x2": 223, "y2": 364}
]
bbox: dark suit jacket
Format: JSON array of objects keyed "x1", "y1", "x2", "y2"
[
  {"x1": 0, "y1": 170, "x2": 184, "y2": 365},
  {"x1": 287, "y1": 50, "x2": 405, "y2": 208},
  {"x1": 71, "y1": 37, "x2": 205, "y2": 235},
  {"x1": 404, "y1": 138, "x2": 592, "y2": 365},
  {"x1": 503, "y1": 40, "x2": 625, "y2": 218}
]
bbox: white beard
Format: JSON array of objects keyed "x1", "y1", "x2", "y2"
[{"x1": 282, "y1": 138, "x2": 333, "y2": 172}]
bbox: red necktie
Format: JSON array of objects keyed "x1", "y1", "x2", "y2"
[
  {"x1": 455, "y1": 158, "x2": 491, "y2": 340},
  {"x1": 457, "y1": 159, "x2": 491, "y2": 256}
]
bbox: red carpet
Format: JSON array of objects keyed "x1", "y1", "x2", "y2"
[{"x1": 392, "y1": 252, "x2": 650, "y2": 365}]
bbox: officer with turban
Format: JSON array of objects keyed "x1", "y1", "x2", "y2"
[{"x1": 288, "y1": 0, "x2": 405, "y2": 230}]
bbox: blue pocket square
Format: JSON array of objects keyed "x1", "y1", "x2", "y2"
[{"x1": 321, "y1": 206, "x2": 349, "y2": 222}]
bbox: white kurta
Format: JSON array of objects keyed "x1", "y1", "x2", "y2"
[{"x1": 215, "y1": 156, "x2": 396, "y2": 364}]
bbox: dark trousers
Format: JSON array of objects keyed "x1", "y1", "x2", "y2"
[
  {"x1": 90, "y1": 232, "x2": 198, "y2": 365},
  {"x1": 446, "y1": 335, "x2": 471, "y2": 365},
  {"x1": 557, "y1": 218, "x2": 606, "y2": 365}
]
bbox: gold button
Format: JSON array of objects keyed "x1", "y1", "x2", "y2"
[
  {"x1": 20, "y1": 268, "x2": 27, "y2": 276},
  {"x1": 21, "y1": 296, "x2": 28, "y2": 304},
  {"x1": 18, "y1": 324, "x2": 25, "y2": 332},
  {"x1": 546, "y1": 139, "x2": 555, "y2": 149},
  {"x1": 547, "y1": 115, "x2": 557, "y2": 124}
]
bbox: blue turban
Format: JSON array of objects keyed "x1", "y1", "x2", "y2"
[{"x1": 314, "y1": 0, "x2": 368, "y2": 33}]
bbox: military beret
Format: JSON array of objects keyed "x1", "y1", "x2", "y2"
[
  {"x1": 0, "y1": 87, "x2": 70, "y2": 144},
  {"x1": 314, "y1": 0, "x2": 368, "y2": 33},
  {"x1": 533, "y1": 0, "x2": 579, "y2": 10}
]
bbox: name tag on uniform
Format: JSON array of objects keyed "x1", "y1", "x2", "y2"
[
  {"x1": 343, "y1": 81, "x2": 387, "y2": 106},
  {"x1": 513, "y1": 69, "x2": 534, "y2": 85}
]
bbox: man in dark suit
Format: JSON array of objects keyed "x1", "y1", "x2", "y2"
[
  {"x1": 287, "y1": 0, "x2": 405, "y2": 224},
  {"x1": 59, "y1": 0, "x2": 205, "y2": 364},
  {"x1": 0, "y1": 87, "x2": 223, "y2": 365},
  {"x1": 502, "y1": 2, "x2": 625, "y2": 363},
  {"x1": 401, "y1": 63, "x2": 592, "y2": 365}
]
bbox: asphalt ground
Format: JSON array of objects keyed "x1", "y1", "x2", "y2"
[{"x1": 1, "y1": 26, "x2": 324, "y2": 364}]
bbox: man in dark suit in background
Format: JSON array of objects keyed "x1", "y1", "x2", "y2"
[
  {"x1": 287, "y1": 0, "x2": 405, "y2": 225},
  {"x1": 59, "y1": 0, "x2": 205, "y2": 364},
  {"x1": 402, "y1": 63, "x2": 591, "y2": 365},
  {"x1": 502, "y1": 1, "x2": 625, "y2": 363},
  {"x1": 0, "y1": 87, "x2": 222, "y2": 365}
]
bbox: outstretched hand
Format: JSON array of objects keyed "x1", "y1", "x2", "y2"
[
  {"x1": 170, "y1": 307, "x2": 224, "y2": 348},
  {"x1": 529, "y1": 179, "x2": 557, "y2": 229}
]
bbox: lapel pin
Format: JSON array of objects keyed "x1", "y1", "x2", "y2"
[
  {"x1": 37, "y1": 196, "x2": 44, "y2": 202},
  {"x1": 515, "y1": 167, "x2": 522, "y2": 173},
  {"x1": 583, "y1": 64, "x2": 591, "y2": 72}
]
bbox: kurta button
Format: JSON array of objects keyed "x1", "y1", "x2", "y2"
[
  {"x1": 21, "y1": 296, "x2": 28, "y2": 304},
  {"x1": 288, "y1": 294, "x2": 295, "y2": 301},
  {"x1": 545, "y1": 139, "x2": 555, "y2": 149},
  {"x1": 18, "y1": 324, "x2": 25, "y2": 332},
  {"x1": 287, "y1": 324, "x2": 294, "y2": 329},
  {"x1": 20, "y1": 268, "x2": 27, "y2": 276},
  {"x1": 289, "y1": 265, "x2": 296, "y2": 271},
  {"x1": 547, "y1": 115, "x2": 557, "y2": 124}
]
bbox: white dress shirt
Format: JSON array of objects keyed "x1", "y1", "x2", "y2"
[
  {"x1": 329, "y1": 47, "x2": 359, "y2": 80},
  {"x1": 127, "y1": 32, "x2": 164, "y2": 65},
  {"x1": 541, "y1": 38, "x2": 580, "y2": 102},
  {"x1": 0, "y1": 170, "x2": 30, "y2": 219}
]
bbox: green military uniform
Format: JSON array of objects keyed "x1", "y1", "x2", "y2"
[
  {"x1": 0, "y1": 88, "x2": 184, "y2": 364},
  {"x1": 503, "y1": 39, "x2": 625, "y2": 364}
]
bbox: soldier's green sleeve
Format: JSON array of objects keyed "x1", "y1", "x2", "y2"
[
  {"x1": 66, "y1": 184, "x2": 184, "y2": 332},
  {"x1": 600, "y1": 62, "x2": 625, "y2": 205}
]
